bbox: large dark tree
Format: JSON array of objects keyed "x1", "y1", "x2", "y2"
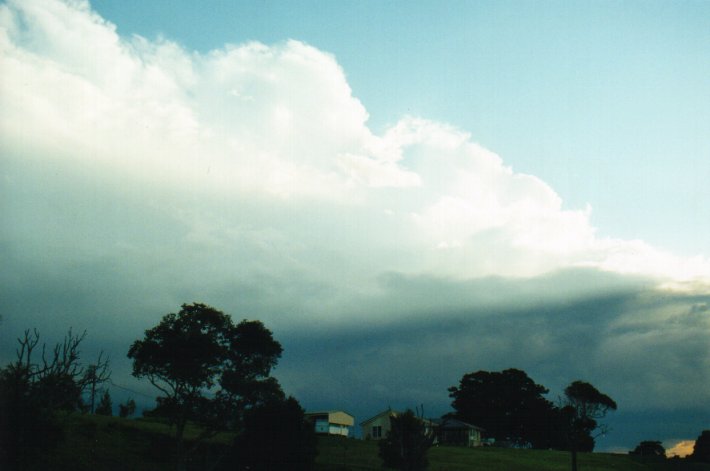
[
  {"x1": 234, "y1": 396, "x2": 317, "y2": 471},
  {"x1": 448, "y1": 368, "x2": 556, "y2": 448},
  {"x1": 691, "y1": 430, "x2": 710, "y2": 463},
  {"x1": 629, "y1": 440, "x2": 666, "y2": 459},
  {"x1": 128, "y1": 303, "x2": 283, "y2": 471},
  {"x1": 561, "y1": 381, "x2": 617, "y2": 471},
  {"x1": 378, "y1": 409, "x2": 434, "y2": 471}
]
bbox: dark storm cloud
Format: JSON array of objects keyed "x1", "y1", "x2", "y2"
[{"x1": 275, "y1": 271, "x2": 710, "y2": 447}]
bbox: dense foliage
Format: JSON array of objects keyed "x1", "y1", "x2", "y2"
[
  {"x1": 96, "y1": 389, "x2": 113, "y2": 416},
  {"x1": 448, "y1": 368, "x2": 620, "y2": 462},
  {"x1": 233, "y1": 396, "x2": 317, "y2": 470},
  {"x1": 448, "y1": 368, "x2": 563, "y2": 448},
  {"x1": 378, "y1": 409, "x2": 434, "y2": 471},
  {"x1": 128, "y1": 303, "x2": 284, "y2": 470},
  {"x1": 630, "y1": 441, "x2": 666, "y2": 458},
  {"x1": 691, "y1": 431, "x2": 710, "y2": 463}
]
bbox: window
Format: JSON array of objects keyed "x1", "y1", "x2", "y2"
[{"x1": 372, "y1": 425, "x2": 382, "y2": 438}]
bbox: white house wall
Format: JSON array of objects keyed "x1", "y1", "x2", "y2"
[
  {"x1": 361, "y1": 413, "x2": 394, "y2": 440},
  {"x1": 328, "y1": 424, "x2": 349, "y2": 436},
  {"x1": 311, "y1": 417, "x2": 351, "y2": 436}
]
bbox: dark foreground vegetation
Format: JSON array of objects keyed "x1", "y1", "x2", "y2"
[
  {"x1": 5, "y1": 413, "x2": 710, "y2": 471},
  {"x1": 2, "y1": 304, "x2": 709, "y2": 471}
]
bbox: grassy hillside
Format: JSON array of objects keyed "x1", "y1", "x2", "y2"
[
  {"x1": 9, "y1": 414, "x2": 710, "y2": 471},
  {"x1": 315, "y1": 436, "x2": 710, "y2": 471},
  {"x1": 11, "y1": 413, "x2": 231, "y2": 471}
]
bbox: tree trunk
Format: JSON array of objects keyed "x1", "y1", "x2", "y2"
[
  {"x1": 90, "y1": 379, "x2": 96, "y2": 413},
  {"x1": 571, "y1": 443, "x2": 578, "y2": 471},
  {"x1": 175, "y1": 418, "x2": 187, "y2": 471}
]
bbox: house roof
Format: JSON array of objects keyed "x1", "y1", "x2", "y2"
[
  {"x1": 360, "y1": 410, "x2": 440, "y2": 428},
  {"x1": 359, "y1": 408, "x2": 398, "y2": 426},
  {"x1": 432, "y1": 417, "x2": 485, "y2": 431}
]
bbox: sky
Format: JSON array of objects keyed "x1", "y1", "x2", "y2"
[{"x1": 1, "y1": 0, "x2": 709, "y2": 455}]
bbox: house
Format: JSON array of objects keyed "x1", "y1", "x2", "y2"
[
  {"x1": 361, "y1": 409, "x2": 484, "y2": 447},
  {"x1": 360, "y1": 409, "x2": 397, "y2": 440},
  {"x1": 305, "y1": 411, "x2": 355, "y2": 437},
  {"x1": 432, "y1": 417, "x2": 485, "y2": 447},
  {"x1": 360, "y1": 409, "x2": 437, "y2": 441}
]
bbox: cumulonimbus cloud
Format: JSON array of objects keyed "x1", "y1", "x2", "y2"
[
  {"x1": 3, "y1": 0, "x2": 709, "y2": 291},
  {"x1": 1, "y1": 0, "x2": 709, "y2": 452}
]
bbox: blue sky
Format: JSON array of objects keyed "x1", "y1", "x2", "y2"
[{"x1": 1, "y1": 0, "x2": 709, "y2": 455}]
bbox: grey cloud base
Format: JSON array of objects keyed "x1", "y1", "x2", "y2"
[{"x1": 2, "y1": 265, "x2": 708, "y2": 451}]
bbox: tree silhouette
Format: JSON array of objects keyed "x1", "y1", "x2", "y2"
[
  {"x1": 95, "y1": 389, "x2": 112, "y2": 416},
  {"x1": 128, "y1": 303, "x2": 283, "y2": 471},
  {"x1": 629, "y1": 440, "x2": 665, "y2": 459},
  {"x1": 119, "y1": 398, "x2": 137, "y2": 418},
  {"x1": 691, "y1": 430, "x2": 710, "y2": 463},
  {"x1": 234, "y1": 396, "x2": 317, "y2": 471},
  {"x1": 561, "y1": 381, "x2": 617, "y2": 471},
  {"x1": 378, "y1": 409, "x2": 434, "y2": 471},
  {"x1": 448, "y1": 368, "x2": 556, "y2": 447},
  {"x1": 0, "y1": 329, "x2": 109, "y2": 469}
]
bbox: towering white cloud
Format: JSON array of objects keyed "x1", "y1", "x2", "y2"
[{"x1": 4, "y1": 0, "x2": 709, "y2": 290}]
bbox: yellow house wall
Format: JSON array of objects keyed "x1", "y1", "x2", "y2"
[{"x1": 328, "y1": 411, "x2": 355, "y2": 426}]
